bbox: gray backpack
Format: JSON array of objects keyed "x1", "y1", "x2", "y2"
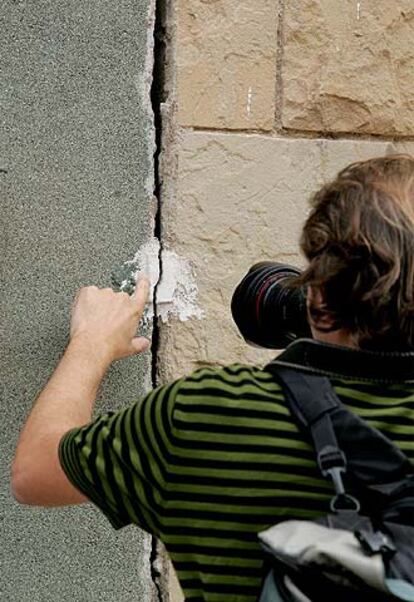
[{"x1": 258, "y1": 366, "x2": 414, "y2": 602}]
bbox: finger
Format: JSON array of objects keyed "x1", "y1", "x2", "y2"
[
  {"x1": 132, "y1": 276, "x2": 150, "y2": 312},
  {"x1": 130, "y1": 337, "x2": 151, "y2": 355}
]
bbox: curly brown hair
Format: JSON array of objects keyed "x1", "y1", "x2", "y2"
[{"x1": 296, "y1": 154, "x2": 414, "y2": 351}]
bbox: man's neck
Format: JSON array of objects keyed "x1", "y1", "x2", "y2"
[{"x1": 311, "y1": 327, "x2": 358, "y2": 349}]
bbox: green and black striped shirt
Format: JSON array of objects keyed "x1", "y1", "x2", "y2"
[{"x1": 59, "y1": 340, "x2": 414, "y2": 602}]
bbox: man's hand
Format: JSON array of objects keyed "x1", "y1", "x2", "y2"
[
  {"x1": 12, "y1": 277, "x2": 151, "y2": 506},
  {"x1": 70, "y1": 278, "x2": 151, "y2": 364}
]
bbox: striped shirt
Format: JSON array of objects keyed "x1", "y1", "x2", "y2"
[{"x1": 59, "y1": 340, "x2": 414, "y2": 602}]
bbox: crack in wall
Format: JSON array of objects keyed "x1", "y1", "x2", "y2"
[
  {"x1": 150, "y1": 537, "x2": 164, "y2": 602},
  {"x1": 151, "y1": 0, "x2": 168, "y2": 392},
  {"x1": 150, "y1": 0, "x2": 169, "y2": 599}
]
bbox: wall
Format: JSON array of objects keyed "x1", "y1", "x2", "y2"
[
  {"x1": 158, "y1": 0, "x2": 414, "y2": 382},
  {"x1": 1, "y1": 1, "x2": 157, "y2": 600},
  {"x1": 156, "y1": 1, "x2": 414, "y2": 599}
]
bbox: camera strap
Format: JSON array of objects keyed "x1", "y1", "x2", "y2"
[{"x1": 264, "y1": 363, "x2": 413, "y2": 502}]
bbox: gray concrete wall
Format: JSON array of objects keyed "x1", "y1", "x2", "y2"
[{"x1": 1, "y1": 1, "x2": 156, "y2": 600}]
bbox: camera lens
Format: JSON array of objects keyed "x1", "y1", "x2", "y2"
[{"x1": 231, "y1": 262, "x2": 311, "y2": 349}]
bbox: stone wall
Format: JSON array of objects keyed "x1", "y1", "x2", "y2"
[
  {"x1": 157, "y1": 1, "x2": 414, "y2": 599},
  {"x1": 159, "y1": 0, "x2": 414, "y2": 381}
]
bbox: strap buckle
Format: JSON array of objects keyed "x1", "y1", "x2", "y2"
[
  {"x1": 355, "y1": 529, "x2": 397, "y2": 558},
  {"x1": 318, "y1": 445, "x2": 359, "y2": 511},
  {"x1": 318, "y1": 445, "x2": 346, "y2": 476}
]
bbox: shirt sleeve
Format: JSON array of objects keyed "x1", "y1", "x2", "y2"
[{"x1": 58, "y1": 377, "x2": 183, "y2": 533}]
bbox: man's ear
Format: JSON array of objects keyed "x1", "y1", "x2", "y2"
[{"x1": 306, "y1": 286, "x2": 336, "y2": 331}]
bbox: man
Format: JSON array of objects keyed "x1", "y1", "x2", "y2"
[{"x1": 12, "y1": 155, "x2": 414, "y2": 602}]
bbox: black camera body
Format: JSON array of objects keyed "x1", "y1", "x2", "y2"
[{"x1": 231, "y1": 262, "x2": 311, "y2": 349}]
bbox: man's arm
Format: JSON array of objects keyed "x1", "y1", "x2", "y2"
[{"x1": 11, "y1": 279, "x2": 150, "y2": 506}]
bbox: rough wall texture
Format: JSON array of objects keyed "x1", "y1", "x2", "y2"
[
  {"x1": 160, "y1": 0, "x2": 414, "y2": 381},
  {"x1": 1, "y1": 1, "x2": 156, "y2": 601},
  {"x1": 158, "y1": 1, "x2": 414, "y2": 600},
  {"x1": 282, "y1": 0, "x2": 414, "y2": 135},
  {"x1": 160, "y1": 135, "x2": 414, "y2": 382},
  {"x1": 176, "y1": 0, "x2": 277, "y2": 130}
]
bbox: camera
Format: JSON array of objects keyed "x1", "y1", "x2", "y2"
[{"x1": 231, "y1": 262, "x2": 311, "y2": 349}]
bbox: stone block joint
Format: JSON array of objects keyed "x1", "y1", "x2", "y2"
[{"x1": 275, "y1": 0, "x2": 285, "y2": 132}]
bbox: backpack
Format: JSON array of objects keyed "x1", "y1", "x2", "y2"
[{"x1": 257, "y1": 365, "x2": 414, "y2": 602}]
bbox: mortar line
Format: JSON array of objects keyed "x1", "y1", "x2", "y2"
[
  {"x1": 179, "y1": 124, "x2": 413, "y2": 144},
  {"x1": 150, "y1": 0, "x2": 168, "y2": 599}
]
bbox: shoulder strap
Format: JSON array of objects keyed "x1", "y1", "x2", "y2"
[
  {"x1": 267, "y1": 367, "x2": 347, "y2": 492},
  {"x1": 265, "y1": 363, "x2": 413, "y2": 496}
]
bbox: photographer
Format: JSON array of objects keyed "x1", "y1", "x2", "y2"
[{"x1": 12, "y1": 155, "x2": 414, "y2": 602}]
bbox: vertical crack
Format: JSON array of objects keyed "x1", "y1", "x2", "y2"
[
  {"x1": 150, "y1": 537, "x2": 164, "y2": 602},
  {"x1": 150, "y1": 0, "x2": 168, "y2": 392},
  {"x1": 150, "y1": 0, "x2": 168, "y2": 600}
]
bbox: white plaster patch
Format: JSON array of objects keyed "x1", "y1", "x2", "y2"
[
  {"x1": 127, "y1": 238, "x2": 204, "y2": 323},
  {"x1": 126, "y1": 237, "x2": 161, "y2": 302}
]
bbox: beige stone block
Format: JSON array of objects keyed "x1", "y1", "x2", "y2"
[
  {"x1": 168, "y1": 561, "x2": 185, "y2": 602},
  {"x1": 176, "y1": 0, "x2": 277, "y2": 131},
  {"x1": 282, "y1": 0, "x2": 414, "y2": 135},
  {"x1": 159, "y1": 133, "x2": 409, "y2": 382}
]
